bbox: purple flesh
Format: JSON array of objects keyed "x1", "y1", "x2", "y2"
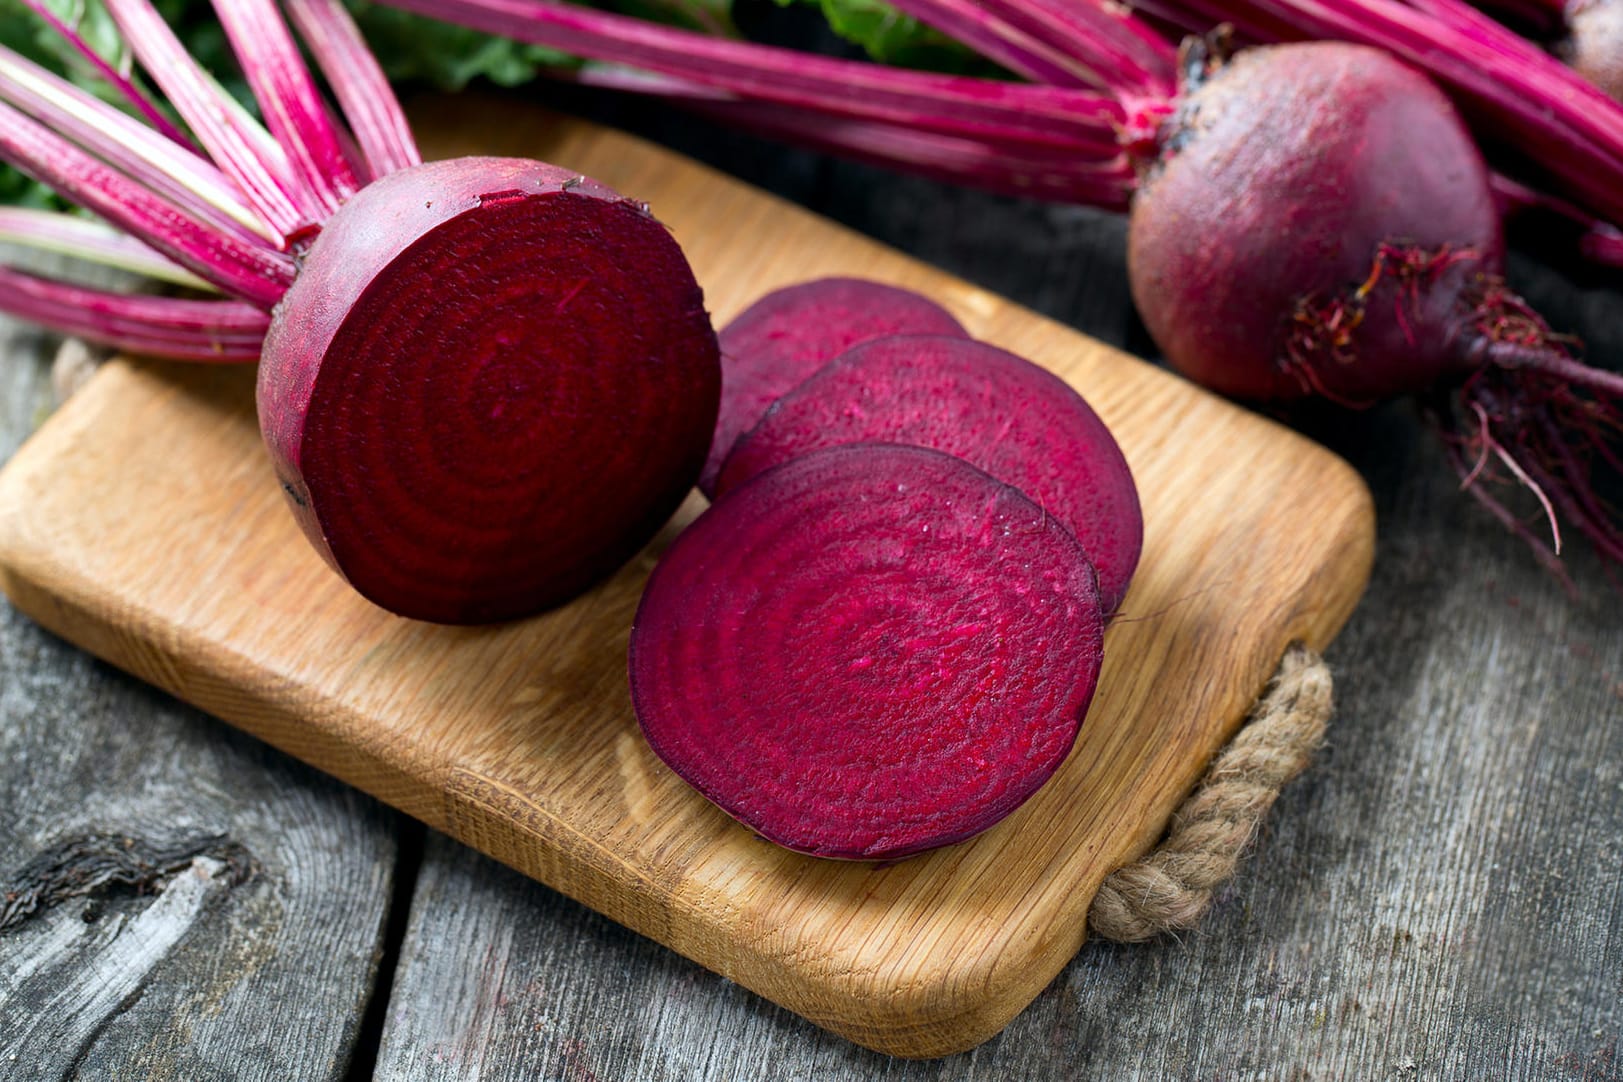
[
  {"x1": 259, "y1": 156, "x2": 720, "y2": 624},
  {"x1": 716, "y1": 334, "x2": 1142, "y2": 612},
  {"x1": 701, "y1": 277, "x2": 967, "y2": 497},
  {"x1": 630, "y1": 444, "x2": 1105, "y2": 861}
]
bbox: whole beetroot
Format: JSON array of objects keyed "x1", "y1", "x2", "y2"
[{"x1": 1128, "y1": 41, "x2": 1623, "y2": 571}]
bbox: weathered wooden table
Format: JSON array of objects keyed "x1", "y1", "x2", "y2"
[{"x1": 1, "y1": 87, "x2": 1619, "y2": 1080}]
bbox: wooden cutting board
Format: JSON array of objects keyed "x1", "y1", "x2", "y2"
[{"x1": 0, "y1": 99, "x2": 1374, "y2": 1058}]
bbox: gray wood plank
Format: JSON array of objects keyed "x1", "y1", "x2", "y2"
[
  {"x1": 371, "y1": 95, "x2": 1622, "y2": 1079},
  {"x1": 0, "y1": 305, "x2": 401, "y2": 1081}
]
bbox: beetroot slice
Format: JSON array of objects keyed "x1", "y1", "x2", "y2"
[
  {"x1": 700, "y1": 277, "x2": 967, "y2": 498},
  {"x1": 630, "y1": 443, "x2": 1105, "y2": 861},
  {"x1": 258, "y1": 156, "x2": 720, "y2": 624},
  {"x1": 715, "y1": 335, "x2": 1142, "y2": 612}
]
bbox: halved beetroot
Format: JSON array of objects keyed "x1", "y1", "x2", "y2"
[
  {"x1": 700, "y1": 277, "x2": 967, "y2": 497},
  {"x1": 259, "y1": 157, "x2": 720, "y2": 624},
  {"x1": 630, "y1": 443, "x2": 1105, "y2": 860},
  {"x1": 715, "y1": 335, "x2": 1142, "y2": 611}
]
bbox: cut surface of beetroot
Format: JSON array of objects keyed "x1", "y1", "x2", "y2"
[
  {"x1": 716, "y1": 335, "x2": 1142, "y2": 611},
  {"x1": 630, "y1": 444, "x2": 1105, "y2": 861},
  {"x1": 700, "y1": 277, "x2": 967, "y2": 497},
  {"x1": 259, "y1": 157, "x2": 720, "y2": 624}
]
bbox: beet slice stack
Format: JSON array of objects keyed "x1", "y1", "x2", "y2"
[
  {"x1": 259, "y1": 158, "x2": 720, "y2": 624},
  {"x1": 630, "y1": 444, "x2": 1105, "y2": 861},
  {"x1": 716, "y1": 334, "x2": 1143, "y2": 612},
  {"x1": 701, "y1": 278, "x2": 967, "y2": 497}
]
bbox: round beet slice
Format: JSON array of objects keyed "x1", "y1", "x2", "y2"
[
  {"x1": 630, "y1": 443, "x2": 1105, "y2": 861},
  {"x1": 259, "y1": 157, "x2": 720, "y2": 624},
  {"x1": 715, "y1": 335, "x2": 1142, "y2": 612},
  {"x1": 701, "y1": 277, "x2": 967, "y2": 498}
]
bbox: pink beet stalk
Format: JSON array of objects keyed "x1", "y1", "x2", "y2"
[
  {"x1": 0, "y1": 45, "x2": 278, "y2": 244},
  {"x1": 381, "y1": 0, "x2": 1130, "y2": 151},
  {"x1": 567, "y1": 63, "x2": 1136, "y2": 205},
  {"x1": 285, "y1": 0, "x2": 421, "y2": 177},
  {"x1": 0, "y1": 266, "x2": 267, "y2": 362},
  {"x1": 102, "y1": 0, "x2": 311, "y2": 237},
  {"x1": 0, "y1": 207, "x2": 212, "y2": 289},
  {"x1": 883, "y1": 0, "x2": 1177, "y2": 94},
  {"x1": 1448, "y1": 0, "x2": 1623, "y2": 102},
  {"x1": 15, "y1": 0, "x2": 191, "y2": 148},
  {"x1": 211, "y1": 0, "x2": 360, "y2": 209},
  {"x1": 0, "y1": 98, "x2": 293, "y2": 305}
]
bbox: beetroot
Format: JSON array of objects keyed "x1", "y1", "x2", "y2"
[
  {"x1": 716, "y1": 334, "x2": 1142, "y2": 611},
  {"x1": 1129, "y1": 43, "x2": 1502, "y2": 403},
  {"x1": 1128, "y1": 41, "x2": 1623, "y2": 569},
  {"x1": 630, "y1": 443, "x2": 1105, "y2": 860},
  {"x1": 701, "y1": 277, "x2": 967, "y2": 497},
  {"x1": 260, "y1": 158, "x2": 719, "y2": 624}
]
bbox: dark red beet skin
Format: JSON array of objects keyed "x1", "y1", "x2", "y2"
[
  {"x1": 716, "y1": 335, "x2": 1142, "y2": 611},
  {"x1": 630, "y1": 444, "x2": 1105, "y2": 861},
  {"x1": 259, "y1": 157, "x2": 720, "y2": 624},
  {"x1": 1129, "y1": 43, "x2": 1502, "y2": 403},
  {"x1": 701, "y1": 277, "x2": 967, "y2": 497},
  {"x1": 1129, "y1": 41, "x2": 1623, "y2": 573}
]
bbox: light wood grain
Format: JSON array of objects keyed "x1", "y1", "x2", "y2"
[{"x1": 0, "y1": 105, "x2": 1374, "y2": 1057}]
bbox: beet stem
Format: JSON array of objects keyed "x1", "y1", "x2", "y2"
[
  {"x1": 379, "y1": 0, "x2": 1133, "y2": 151},
  {"x1": 15, "y1": 0, "x2": 192, "y2": 148},
  {"x1": 888, "y1": 0, "x2": 1178, "y2": 95},
  {"x1": 0, "y1": 265, "x2": 268, "y2": 361},
  {"x1": 0, "y1": 98, "x2": 294, "y2": 306},
  {"x1": 0, "y1": 207, "x2": 214, "y2": 290},
  {"x1": 883, "y1": 0, "x2": 1116, "y2": 88},
  {"x1": 658, "y1": 92, "x2": 1137, "y2": 206},
  {"x1": 0, "y1": 45, "x2": 278, "y2": 244},
  {"x1": 285, "y1": 0, "x2": 423, "y2": 178},
  {"x1": 104, "y1": 0, "x2": 313, "y2": 239},
  {"x1": 209, "y1": 0, "x2": 362, "y2": 210}
]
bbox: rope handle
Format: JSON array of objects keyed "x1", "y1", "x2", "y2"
[{"x1": 1087, "y1": 643, "x2": 1333, "y2": 943}]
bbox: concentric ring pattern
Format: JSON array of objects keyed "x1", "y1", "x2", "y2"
[{"x1": 631, "y1": 444, "x2": 1105, "y2": 860}]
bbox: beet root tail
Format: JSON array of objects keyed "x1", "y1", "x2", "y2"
[{"x1": 1433, "y1": 285, "x2": 1623, "y2": 583}]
